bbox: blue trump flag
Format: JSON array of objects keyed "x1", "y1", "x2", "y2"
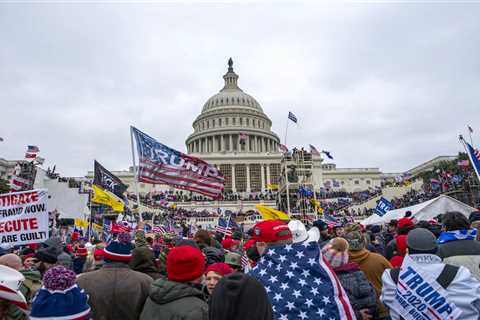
[
  {"x1": 375, "y1": 197, "x2": 393, "y2": 217},
  {"x1": 465, "y1": 141, "x2": 480, "y2": 182}
]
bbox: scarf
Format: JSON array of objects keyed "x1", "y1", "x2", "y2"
[{"x1": 437, "y1": 229, "x2": 477, "y2": 244}]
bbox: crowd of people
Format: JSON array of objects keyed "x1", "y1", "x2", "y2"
[{"x1": 2, "y1": 205, "x2": 480, "y2": 319}]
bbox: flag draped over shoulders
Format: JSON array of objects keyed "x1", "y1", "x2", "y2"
[{"x1": 249, "y1": 242, "x2": 355, "y2": 320}]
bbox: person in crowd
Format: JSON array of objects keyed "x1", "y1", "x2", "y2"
[
  {"x1": 437, "y1": 211, "x2": 480, "y2": 280},
  {"x1": 0, "y1": 254, "x2": 42, "y2": 310},
  {"x1": 130, "y1": 243, "x2": 162, "y2": 280},
  {"x1": 140, "y1": 246, "x2": 208, "y2": 320},
  {"x1": 383, "y1": 219, "x2": 397, "y2": 245},
  {"x1": 221, "y1": 237, "x2": 240, "y2": 252},
  {"x1": 224, "y1": 252, "x2": 243, "y2": 272},
  {"x1": 203, "y1": 246, "x2": 225, "y2": 266},
  {"x1": 0, "y1": 265, "x2": 28, "y2": 319},
  {"x1": 57, "y1": 247, "x2": 73, "y2": 270},
  {"x1": 194, "y1": 230, "x2": 217, "y2": 250},
  {"x1": 77, "y1": 232, "x2": 153, "y2": 320},
  {"x1": 470, "y1": 210, "x2": 480, "y2": 240},
  {"x1": 322, "y1": 237, "x2": 378, "y2": 320},
  {"x1": 381, "y1": 228, "x2": 480, "y2": 320},
  {"x1": 34, "y1": 246, "x2": 58, "y2": 276},
  {"x1": 204, "y1": 262, "x2": 234, "y2": 296},
  {"x1": 209, "y1": 272, "x2": 273, "y2": 320},
  {"x1": 368, "y1": 225, "x2": 386, "y2": 256},
  {"x1": 333, "y1": 225, "x2": 345, "y2": 238},
  {"x1": 246, "y1": 220, "x2": 293, "y2": 262},
  {"x1": 72, "y1": 239, "x2": 88, "y2": 274},
  {"x1": 312, "y1": 219, "x2": 331, "y2": 246},
  {"x1": 30, "y1": 266, "x2": 91, "y2": 320},
  {"x1": 345, "y1": 230, "x2": 392, "y2": 319},
  {"x1": 385, "y1": 217, "x2": 414, "y2": 261}
]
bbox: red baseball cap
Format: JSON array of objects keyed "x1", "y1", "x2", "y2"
[{"x1": 252, "y1": 220, "x2": 292, "y2": 243}]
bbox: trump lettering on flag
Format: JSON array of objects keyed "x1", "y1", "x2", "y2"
[{"x1": 132, "y1": 126, "x2": 225, "y2": 199}]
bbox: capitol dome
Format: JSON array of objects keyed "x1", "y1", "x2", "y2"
[{"x1": 186, "y1": 58, "x2": 281, "y2": 155}]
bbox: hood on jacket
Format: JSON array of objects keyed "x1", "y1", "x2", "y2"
[
  {"x1": 149, "y1": 278, "x2": 204, "y2": 305},
  {"x1": 43, "y1": 237, "x2": 64, "y2": 255},
  {"x1": 130, "y1": 246, "x2": 159, "y2": 275},
  {"x1": 203, "y1": 247, "x2": 225, "y2": 266},
  {"x1": 349, "y1": 248, "x2": 370, "y2": 264}
]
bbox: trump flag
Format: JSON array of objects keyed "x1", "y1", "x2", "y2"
[{"x1": 131, "y1": 126, "x2": 225, "y2": 199}]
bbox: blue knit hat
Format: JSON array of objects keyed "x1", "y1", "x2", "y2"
[
  {"x1": 103, "y1": 232, "x2": 133, "y2": 262},
  {"x1": 30, "y1": 266, "x2": 90, "y2": 320}
]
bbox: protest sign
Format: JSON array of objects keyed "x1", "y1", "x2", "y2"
[
  {"x1": 0, "y1": 189, "x2": 49, "y2": 246},
  {"x1": 376, "y1": 197, "x2": 393, "y2": 217}
]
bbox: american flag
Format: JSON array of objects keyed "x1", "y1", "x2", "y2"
[
  {"x1": 25, "y1": 145, "x2": 40, "y2": 159},
  {"x1": 249, "y1": 242, "x2": 355, "y2": 320},
  {"x1": 132, "y1": 126, "x2": 225, "y2": 199},
  {"x1": 278, "y1": 144, "x2": 289, "y2": 153},
  {"x1": 288, "y1": 112, "x2": 298, "y2": 123},
  {"x1": 152, "y1": 225, "x2": 167, "y2": 234},
  {"x1": 241, "y1": 251, "x2": 250, "y2": 270},
  {"x1": 309, "y1": 144, "x2": 320, "y2": 156},
  {"x1": 465, "y1": 141, "x2": 480, "y2": 182},
  {"x1": 9, "y1": 175, "x2": 30, "y2": 191},
  {"x1": 215, "y1": 217, "x2": 235, "y2": 236}
]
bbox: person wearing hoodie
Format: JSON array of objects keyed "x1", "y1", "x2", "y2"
[
  {"x1": 322, "y1": 238, "x2": 378, "y2": 320},
  {"x1": 381, "y1": 228, "x2": 480, "y2": 320},
  {"x1": 437, "y1": 211, "x2": 480, "y2": 280},
  {"x1": 345, "y1": 230, "x2": 392, "y2": 319},
  {"x1": 209, "y1": 272, "x2": 273, "y2": 320},
  {"x1": 385, "y1": 217, "x2": 415, "y2": 261},
  {"x1": 130, "y1": 245, "x2": 162, "y2": 280},
  {"x1": 140, "y1": 245, "x2": 208, "y2": 320}
]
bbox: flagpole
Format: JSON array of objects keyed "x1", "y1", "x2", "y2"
[
  {"x1": 468, "y1": 126, "x2": 475, "y2": 146},
  {"x1": 130, "y1": 126, "x2": 142, "y2": 222},
  {"x1": 283, "y1": 115, "x2": 291, "y2": 216},
  {"x1": 459, "y1": 135, "x2": 478, "y2": 207}
]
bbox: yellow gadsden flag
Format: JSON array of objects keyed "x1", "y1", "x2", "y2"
[
  {"x1": 91, "y1": 185, "x2": 124, "y2": 212},
  {"x1": 255, "y1": 204, "x2": 290, "y2": 221},
  {"x1": 74, "y1": 218, "x2": 88, "y2": 229},
  {"x1": 267, "y1": 184, "x2": 279, "y2": 190}
]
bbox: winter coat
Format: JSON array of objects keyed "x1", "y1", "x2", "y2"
[
  {"x1": 381, "y1": 254, "x2": 480, "y2": 320},
  {"x1": 77, "y1": 263, "x2": 153, "y2": 320},
  {"x1": 349, "y1": 248, "x2": 392, "y2": 318},
  {"x1": 130, "y1": 246, "x2": 162, "y2": 280},
  {"x1": 438, "y1": 239, "x2": 480, "y2": 280},
  {"x1": 334, "y1": 262, "x2": 378, "y2": 319},
  {"x1": 140, "y1": 278, "x2": 208, "y2": 320},
  {"x1": 19, "y1": 269, "x2": 42, "y2": 306}
]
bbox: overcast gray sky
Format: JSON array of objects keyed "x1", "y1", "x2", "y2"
[{"x1": 1, "y1": 2, "x2": 479, "y2": 177}]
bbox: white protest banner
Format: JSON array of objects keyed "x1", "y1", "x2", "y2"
[{"x1": 0, "y1": 189, "x2": 49, "y2": 246}]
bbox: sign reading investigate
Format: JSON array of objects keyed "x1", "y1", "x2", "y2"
[{"x1": 0, "y1": 189, "x2": 49, "y2": 246}]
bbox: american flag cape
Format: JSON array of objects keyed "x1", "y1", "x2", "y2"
[
  {"x1": 131, "y1": 126, "x2": 225, "y2": 199},
  {"x1": 249, "y1": 242, "x2": 355, "y2": 320}
]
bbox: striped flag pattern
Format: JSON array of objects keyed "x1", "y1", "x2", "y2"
[
  {"x1": 132, "y1": 127, "x2": 225, "y2": 199},
  {"x1": 215, "y1": 217, "x2": 234, "y2": 236},
  {"x1": 288, "y1": 112, "x2": 298, "y2": 123}
]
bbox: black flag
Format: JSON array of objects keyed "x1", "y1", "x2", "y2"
[{"x1": 93, "y1": 160, "x2": 128, "y2": 198}]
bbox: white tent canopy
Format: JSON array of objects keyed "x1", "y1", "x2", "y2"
[{"x1": 361, "y1": 195, "x2": 477, "y2": 225}]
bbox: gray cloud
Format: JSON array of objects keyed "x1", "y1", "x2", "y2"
[{"x1": 0, "y1": 3, "x2": 479, "y2": 176}]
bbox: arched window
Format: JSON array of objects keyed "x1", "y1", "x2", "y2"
[{"x1": 219, "y1": 118, "x2": 222, "y2": 126}]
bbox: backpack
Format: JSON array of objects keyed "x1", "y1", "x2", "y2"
[{"x1": 390, "y1": 264, "x2": 459, "y2": 290}]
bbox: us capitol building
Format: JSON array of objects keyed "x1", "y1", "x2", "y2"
[{"x1": 87, "y1": 59, "x2": 384, "y2": 201}]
